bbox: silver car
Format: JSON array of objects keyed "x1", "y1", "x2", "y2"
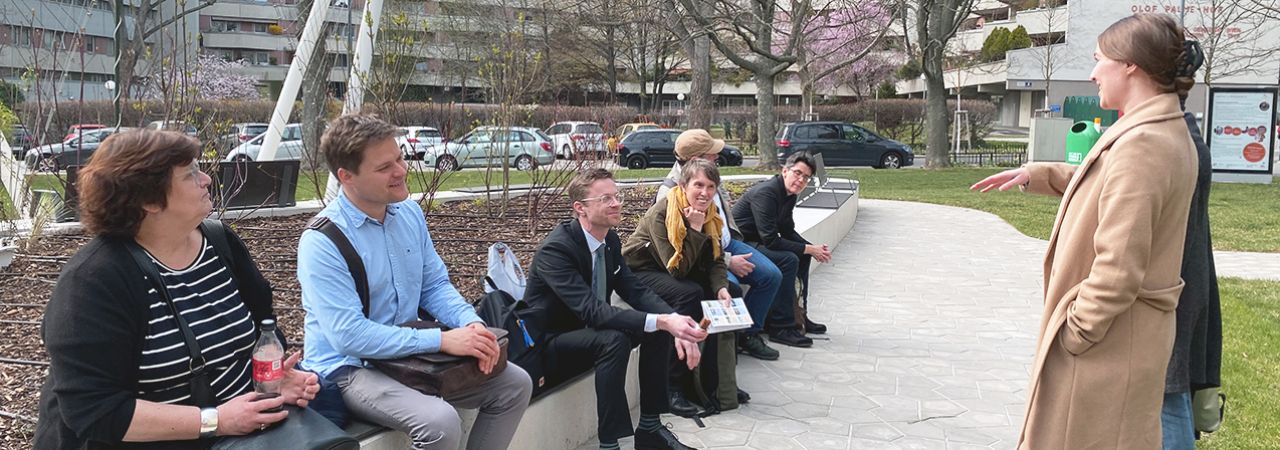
[
  {"x1": 435, "y1": 126, "x2": 556, "y2": 171},
  {"x1": 25, "y1": 127, "x2": 130, "y2": 171},
  {"x1": 224, "y1": 124, "x2": 304, "y2": 162}
]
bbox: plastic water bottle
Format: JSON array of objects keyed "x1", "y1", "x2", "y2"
[{"x1": 252, "y1": 319, "x2": 284, "y2": 411}]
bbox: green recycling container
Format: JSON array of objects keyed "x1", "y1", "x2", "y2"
[{"x1": 1065, "y1": 121, "x2": 1101, "y2": 165}]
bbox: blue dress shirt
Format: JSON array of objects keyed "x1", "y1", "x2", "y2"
[{"x1": 298, "y1": 192, "x2": 483, "y2": 378}]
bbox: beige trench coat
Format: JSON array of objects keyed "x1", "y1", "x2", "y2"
[{"x1": 1018, "y1": 94, "x2": 1198, "y2": 449}]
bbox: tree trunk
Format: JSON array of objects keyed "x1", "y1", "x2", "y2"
[
  {"x1": 755, "y1": 73, "x2": 779, "y2": 169},
  {"x1": 924, "y1": 69, "x2": 951, "y2": 168},
  {"x1": 922, "y1": 37, "x2": 952, "y2": 168},
  {"x1": 689, "y1": 34, "x2": 712, "y2": 128}
]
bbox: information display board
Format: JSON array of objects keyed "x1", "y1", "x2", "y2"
[{"x1": 1206, "y1": 88, "x2": 1278, "y2": 174}]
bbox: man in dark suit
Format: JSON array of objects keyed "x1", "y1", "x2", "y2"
[
  {"x1": 525, "y1": 168, "x2": 708, "y2": 450},
  {"x1": 732, "y1": 151, "x2": 832, "y2": 348}
]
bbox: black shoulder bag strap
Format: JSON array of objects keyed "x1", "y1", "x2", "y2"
[
  {"x1": 124, "y1": 240, "x2": 217, "y2": 407},
  {"x1": 200, "y1": 219, "x2": 236, "y2": 276},
  {"x1": 307, "y1": 216, "x2": 370, "y2": 317}
]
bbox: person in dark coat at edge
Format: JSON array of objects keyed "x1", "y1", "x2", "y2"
[
  {"x1": 1161, "y1": 40, "x2": 1223, "y2": 450},
  {"x1": 524, "y1": 168, "x2": 708, "y2": 450},
  {"x1": 731, "y1": 152, "x2": 833, "y2": 348}
]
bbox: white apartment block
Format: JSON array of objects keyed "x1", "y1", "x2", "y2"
[{"x1": 895, "y1": 0, "x2": 1280, "y2": 127}]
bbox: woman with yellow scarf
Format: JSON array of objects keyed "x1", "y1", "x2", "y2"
[{"x1": 623, "y1": 159, "x2": 740, "y2": 416}]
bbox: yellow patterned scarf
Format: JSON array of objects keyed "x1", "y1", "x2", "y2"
[{"x1": 664, "y1": 185, "x2": 724, "y2": 272}]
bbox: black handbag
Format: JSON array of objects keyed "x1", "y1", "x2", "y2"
[{"x1": 126, "y1": 220, "x2": 357, "y2": 450}]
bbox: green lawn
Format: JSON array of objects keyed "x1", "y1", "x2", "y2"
[
  {"x1": 1199, "y1": 278, "x2": 1280, "y2": 450},
  {"x1": 828, "y1": 168, "x2": 1280, "y2": 253},
  {"x1": 825, "y1": 167, "x2": 1278, "y2": 449}
]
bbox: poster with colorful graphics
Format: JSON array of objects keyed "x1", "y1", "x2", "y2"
[{"x1": 1207, "y1": 88, "x2": 1278, "y2": 174}]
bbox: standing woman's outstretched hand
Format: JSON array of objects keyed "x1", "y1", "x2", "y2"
[{"x1": 971, "y1": 168, "x2": 1030, "y2": 193}]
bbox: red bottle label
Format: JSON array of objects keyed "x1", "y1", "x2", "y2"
[{"x1": 253, "y1": 359, "x2": 283, "y2": 382}]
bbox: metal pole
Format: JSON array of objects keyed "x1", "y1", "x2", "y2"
[
  {"x1": 259, "y1": 0, "x2": 336, "y2": 161},
  {"x1": 112, "y1": 0, "x2": 125, "y2": 128}
]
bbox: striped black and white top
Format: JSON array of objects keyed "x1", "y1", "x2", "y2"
[{"x1": 136, "y1": 237, "x2": 257, "y2": 405}]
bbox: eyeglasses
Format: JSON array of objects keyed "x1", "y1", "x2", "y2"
[
  {"x1": 578, "y1": 192, "x2": 626, "y2": 205},
  {"x1": 787, "y1": 168, "x2": 813, "y2": 182}
]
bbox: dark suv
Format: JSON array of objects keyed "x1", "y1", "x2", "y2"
[
  {"x1": 616, "y1": 129, "x2": 743, "y2": 169},
  {"x1": 776, "y1": 121, "x2": 913, "y2": 168}
]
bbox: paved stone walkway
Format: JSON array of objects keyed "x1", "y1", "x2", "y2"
[{"x1": 574, "y1": 198, "x2": 1278, "y2": 450}]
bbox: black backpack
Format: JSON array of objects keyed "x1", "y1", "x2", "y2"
[{"x1": 476, "y1": 279, "x2": 547, "y2": 394}]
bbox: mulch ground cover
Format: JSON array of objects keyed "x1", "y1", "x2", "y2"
[{"x1": 0, "y1": 185, "x2": 668, "y2": 448}]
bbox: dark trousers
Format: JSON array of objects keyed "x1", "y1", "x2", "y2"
[
  {"x1": 747, "y1": 244, "x2": 806, "y2": 330},
  {"x1": 633, "y1": 270, "x2": 742, "y2": 386},
  {"x1": 543, "y1": 327, "x2": 672, "y2": 442}
]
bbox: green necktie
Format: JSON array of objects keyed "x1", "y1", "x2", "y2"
[{"x1": 594, "y1": 246, "x2": 607, "y2": 303}]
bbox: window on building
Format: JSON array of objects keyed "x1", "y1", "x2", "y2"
[
  {"x1": 84, "y1": 36, "x2": 95, "y2": 53},
  {"x1": 13, "y1": 26, "x2": 30, "y2": 47},
  {"x1": 252, "y1": 52, "x2": 271, "y2": 65},
  {"x1": 254, "y1": 23, "x2": 268, "y2": 33},
  {"x1": 211, "y1": 20, "x2": 239, "y2": 32}
]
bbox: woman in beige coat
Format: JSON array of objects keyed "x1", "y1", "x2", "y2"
[{"x1": 972, "y1": 14, "x2": 1199, "y2": 449}]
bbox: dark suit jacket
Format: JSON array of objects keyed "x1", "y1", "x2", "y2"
[
  {"x1": 525, "y1": 219, "x2": 675, "y2": 335},
  {"x1": 732, "y1": 175, "x2": 809, "y2": 255},
  {"x1": 1165, "y1": 112, "x2": 1222, "y2": 392}
]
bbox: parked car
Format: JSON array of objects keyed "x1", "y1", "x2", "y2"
[
  {"x1": 434, "y1": 126, "x2": 555, "y2": 171},
  {"x1": 217, "y1": 122, "x2": 270, "y2": 152},
  {"x1": 224, "y1": 123, "x2": 304, "y2": 162},
  {"x1": 616, "y1": 129, "x2": 744, "y2": 170},
  {"x1": 613, "y1": 122, "x2": 659, "y2": 140},
  {"x1": 775, "y1": 121, "x2": 914, "y2": 169},
  {"x1": 545, "y1": 121, "x2": 606, "y2": 159},
  {"x1": 399, "y1": 126, "x2": 444, "y2": 160},
  {"x1": 63, "y1": 123, "x2": 106, "y2": 142},
  {"x1": 146, "y1": 120, "x2": 199, "y2": 137},
  {"x1": 26, "y1": 127, "x2": 130, "y2": 171},
  {"x1": 8, "y1": 124, "x2": 35, "y2": 158}
]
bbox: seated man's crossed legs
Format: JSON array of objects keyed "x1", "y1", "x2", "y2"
[
  {"x1": 333, "y1": 364, "x2": 532, "y2": 450},
  {"x1": 544, "y1": 328, "x2": 692, "y2": 450}
]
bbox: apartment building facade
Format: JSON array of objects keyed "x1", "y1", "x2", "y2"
[{"x1": 895, "y1": 0, "x2": 1280, "y2": 127}]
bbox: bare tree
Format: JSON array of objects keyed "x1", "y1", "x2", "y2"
[
  {"x1": 659, "y1": 0, "x2": 715, "y2": 128},
  {"x1": 112, "y1": 0, "x2": 219, "y2": 125},
  {"x1": 617, "y1": 0, "x2": 686, "y2": 114},
  {"x1": 675, "y1": 0, "x2": 817, "y2": 169},
  {"x1": 1181, "y1": 0, "x2": 1278, "y2": 87},
  {"x1": 912, "y1": 0, "x2": 975, "y2": 168}
]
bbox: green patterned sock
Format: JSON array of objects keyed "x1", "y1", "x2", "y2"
[
  {"x1": 599, "y1": 441, "x2": 620, "y2": 450},
  {"x1": 637, "y1": 414, "x2": 662, "y2": 432}
]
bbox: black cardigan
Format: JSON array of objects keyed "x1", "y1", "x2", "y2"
[
  {"x1": 1165, "y1": 112, "x2": 1222, "y2": 393},
  {"x1": 34, "y1": 228, "x2": 275, "y2": 450},
  {"x1": 731, "y1": 175, "x2": 810, "y2": 255}
]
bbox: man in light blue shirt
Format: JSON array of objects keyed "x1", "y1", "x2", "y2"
[{"x1": 298, "y1": 114, "x2": 531, "y2": 450}]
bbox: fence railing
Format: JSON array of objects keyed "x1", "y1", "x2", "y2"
[{"x1": 950, "y1": 150, "x2": 1026, "y2": 167}]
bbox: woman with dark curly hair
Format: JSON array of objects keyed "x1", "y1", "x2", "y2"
[
  {"x1": 34, "y1": 129, "x2": 319, "y2": 449},
  {"x1": 973, "y1": 13, "x2": 1199, "y2": 449}
]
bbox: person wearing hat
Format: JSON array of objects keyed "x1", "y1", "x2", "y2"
[{"x1": 655, "y1": 129, "x2": 788, "y2": 359}]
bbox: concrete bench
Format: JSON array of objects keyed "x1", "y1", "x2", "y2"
[{"x1": 347, "y1": 176, "x2": 859, "y2": 450}]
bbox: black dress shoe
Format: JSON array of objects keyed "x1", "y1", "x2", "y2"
[
  {"x1": 635, "y1": 425, "x2": 696, "y2": 450},
  {"x1": 668, "y1": 391, "x2": 702, "y2": 418},
  {"x1": 737, "y1": 388, "x2": 751, "y2": 404},
  {"x1": 804, "y1": 318, "x2": 828, "y2": 335},
  {"x1": 768, "y1": 329, "x2": 814, "y2": 348}
]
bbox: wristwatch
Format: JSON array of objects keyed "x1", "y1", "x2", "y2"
[{"x1": 199, "y1": 407, "x2": 218, "y2": 439}]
